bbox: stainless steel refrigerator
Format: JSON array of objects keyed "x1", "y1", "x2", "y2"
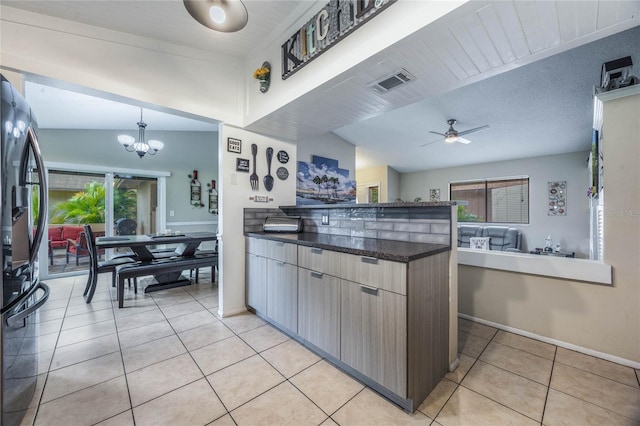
[{"x1": 1, "y1": 74, "x2": 50, "y2": 425}]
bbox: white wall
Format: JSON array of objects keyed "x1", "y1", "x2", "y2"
[
  {"x1": 297, "y1": 132, "x2": 356, "y2": 175},
  {"x1": 38, "y1": 129, "x2": 217, "y2": 225},
  {"x1": 0, "y1": 6, "x2": 244, "y2": 126},
  {"x1": 218, "y1": 125, "x2": 296, "y2": 317},
  {"x1": 400, "y1": 151, "x2": 590, "y2": 257},
  {"x1": 388, "y1": 167, "x2": 401, "y2": 203}
]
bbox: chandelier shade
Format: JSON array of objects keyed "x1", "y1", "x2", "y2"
[
  {"x1": 183, "y1": 0, "x2": 248, "y2": 32},
  {"x1": 117, "y1": 108, "x2": 163, "y2": 159}
]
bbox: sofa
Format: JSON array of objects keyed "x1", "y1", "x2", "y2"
[
  {"x1": 48, "y1": 225, "x2": 105, "y2": 265},
  {"x1": 47, "y1": 225, "x2": 84, "y2": 265},
  {"x1": 66, "y1": 228, "x2": 105, "y2": 265},
  {"x1": 457, "y1": 225, "x2": 521, "y2": 252}
]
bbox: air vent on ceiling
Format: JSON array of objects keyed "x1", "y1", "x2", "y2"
[{"x1": 369, "y1": 69, "x2": 415, "y2": 94}]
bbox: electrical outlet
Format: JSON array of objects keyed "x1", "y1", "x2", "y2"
[
  {"x1": 169, "y1": 210, "x2": 175, "y2": 217},
  {"x1": 321, "y1": 214, "x2": 329, "y2": 225}
]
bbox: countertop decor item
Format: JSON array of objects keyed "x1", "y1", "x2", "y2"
[
  {"x1": 183, "y1": 0, "x2": 248, "y2": 32},
  {"x1": 117, "y1": 108, "x2": 164, "y2": 159},
  {"x1": 253, "y1": 62, "x2": 271, "y2": 93}
]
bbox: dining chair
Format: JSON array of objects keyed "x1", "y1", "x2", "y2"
[
  {"x1": 190, "y1": 239, "x2": 218, "y2": 283},
  {"x1": 83, "y1": 225, "x2": 139, "y2": 303}
]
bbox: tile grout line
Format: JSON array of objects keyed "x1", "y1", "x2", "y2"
[
  {"x1": 540, "y1": 344, "x2": 558, "y2": 425},
  {"x1": 458, "y1": 327, "x2": 547, "y2": 424},
  {"x1": 151, "y1": 281, "x2": 238, "y2": 424},
  {"x1": 108, "y1": 276, "x2": 146, "y2": 426}
]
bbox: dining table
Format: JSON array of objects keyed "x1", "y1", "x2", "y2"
[{"x1": 95, "y1": 231, "x2": 217, "y2": 293}]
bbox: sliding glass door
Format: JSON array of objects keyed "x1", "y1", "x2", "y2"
[
  {"x1": 113, "y1": 175, "x2": 158, "y2": 236},
  {"x1": 46, "y1": 170, "x2": 106, "y2": 276},
  {"x1": 44, "y1": 170, "x2": 160, "y2": 278}
]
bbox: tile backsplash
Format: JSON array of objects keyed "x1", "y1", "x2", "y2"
[{"x1": 244, "y1": 203, "x2": 452, "y2": 246}]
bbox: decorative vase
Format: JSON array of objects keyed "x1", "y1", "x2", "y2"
[
  {"x1": 259, "y1": 78, "x2": 269, "y2": 93},
  {"x1": 257, "y1": 61, "x2": 271, "y2": 93}
]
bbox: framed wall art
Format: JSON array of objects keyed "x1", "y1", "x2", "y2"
[
  {"x1": 548, "y1": 181, "x2": 567, "y2": 216},
  {"x1": 227, "y1": 137, "x2": 242, "y2": 153}
]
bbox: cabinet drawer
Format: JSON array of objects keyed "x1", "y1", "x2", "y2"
[
  {"x1": 298, "y1": 246, "x2": 341, "y2": 276},
  {"x1": 340, "y1": 253, "x2": 406, "y2": 295},
  {"x1": 246, "y1": 237, "x2": 268, "y2": 257},
  {"x1": 267, "y1": 240, "x2": 297, "y2": 264}
]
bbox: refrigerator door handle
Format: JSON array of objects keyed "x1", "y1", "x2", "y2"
[
  {"x1": 23, "y1": 127, "x2": 48, "y2": 266},
  {"x1": 5, "y1": 282, "x2": 50, "y2": 328}
]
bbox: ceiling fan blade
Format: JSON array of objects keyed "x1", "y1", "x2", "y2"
[
  {"x1": 420, "y1": 138, "x2": 442, "y2": 148},
  {"x1": 457, "y1": 125, "x2": 489, "y2": 136},
  {"x1": 457, "y1": 137, "x2": 472, "y2": 144},
  {"x1": 428, "y1": 131, "x2": 446, "y2": 137}
]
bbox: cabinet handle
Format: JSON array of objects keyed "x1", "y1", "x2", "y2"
[
  {"x1": 359, "y1": 284, "x2": 379, "y2": 295},
  {"x1": 276, "y1": 261, "x2": 285, "y2": 266},
  {"x1": 361, "y1": 256, "x2": 378, "y2": 264},
  {"x1": 311, "y1": 248, "x2": 323, "y2": 254},
  {"x1": 310, "y1": 271, "x2": 323, "y2": 279},
  {"x1": 275, "y1": 242, "x2": 284, "y2": 246}
]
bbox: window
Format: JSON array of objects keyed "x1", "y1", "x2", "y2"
[{"x1": 451, "y1": 177, "x2": 529, "y2": 224}]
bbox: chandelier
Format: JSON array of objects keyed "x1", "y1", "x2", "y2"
[
  {"x1": 183, "y1": 0, "x2": 248, "y2": 32},
  {"x1": 117, "y1": 108, "x2": 164, "y2": 159}
]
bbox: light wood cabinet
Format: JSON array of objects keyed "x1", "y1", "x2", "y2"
[
  {"x1": 341, "y1": 279, "x2": 407, "y2": 396},
  {"x1": 298, "y1": 246, "x2": 341, "y2": 277},
  {"x1": 246, "y1": 252, "x2": 267, "y2": 315},
  {"x1": 340, "y1": 253, "x2": 406, "y2": 295},
  {"x1": 298, "y1": 268, "x2": 340, "y2": 358},
  {"x1": 266, "y1": 259, "x2": 297, "y2": 334},
  {"x1": 268, "y1": 240, "x2": 297, "y2": 264},
  {"x1": 245, "y1": 235, "x2": 449, "y2": 412}
]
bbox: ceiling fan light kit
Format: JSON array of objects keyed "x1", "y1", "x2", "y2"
[
  {"x1": 425, "y1": 118, "x2": 489, "y2": 147},
  {"x1": 183, "y1": 0, "x2": 248, "y2": 32}
]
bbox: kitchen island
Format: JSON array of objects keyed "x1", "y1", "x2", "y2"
[{"x1": 245, "y1": 230, "x2": 451, "y2": 412}]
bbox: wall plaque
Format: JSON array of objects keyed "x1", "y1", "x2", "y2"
[
  {"x1": 281, "y1": 0, "x2": 396, "y2": 79},
  {"x1": 236, "y1": 158, "x2": 250, "y2": 172},
  {"x1": 227, "y1": 137, "x2": 242, "y2": 153}
]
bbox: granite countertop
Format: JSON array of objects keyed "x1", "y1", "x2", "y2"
[{"x1": 246, "y1": 232, "x2": 450, "y2": 262}]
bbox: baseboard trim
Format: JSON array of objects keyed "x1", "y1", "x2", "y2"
[
  {"x1": 459, "y1": 313, "x2": 640, "y2": 370},
  {"x1": 217, "y1": 306, "x2": 247, "y2": 318}
]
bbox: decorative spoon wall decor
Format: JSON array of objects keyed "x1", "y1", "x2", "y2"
[{"x1": 264, "y1": 147, "x2": 274, "y2": 191}]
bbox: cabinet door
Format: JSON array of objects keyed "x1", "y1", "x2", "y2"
[
  {"x1": 266, "y1": 259, "x2": 298, "y2": 334},
  {"x1": 298, "y1": 268, "x2": 340, "y2": 358},
  {"x1": 246, "y1": 253, "x2": 267, "y2": 315},
  {"x1": 340, "y1": 279, "x2": 407, "y2": 397}
]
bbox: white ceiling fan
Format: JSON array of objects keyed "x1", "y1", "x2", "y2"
[{"x1": 421, "y1": 119, "x2": 489, "y2": 147}]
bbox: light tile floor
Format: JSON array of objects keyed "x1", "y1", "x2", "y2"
[{"x1": 20, "y1": 273, "x2": 640, "y2": 425}]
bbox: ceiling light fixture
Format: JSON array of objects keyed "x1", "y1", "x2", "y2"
[
  {"x1": 183, "y1": 0, "x2": 248, "y2": 32},
  {"x1": 117, "y1": 108, "x2": 164, "y2": 159}
]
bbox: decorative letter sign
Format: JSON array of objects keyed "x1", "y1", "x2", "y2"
[{"x1": 281, "y1": 0, "x2": 395, "y2": 79}]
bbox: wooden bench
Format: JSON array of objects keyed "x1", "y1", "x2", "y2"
[{"x1": 115, "y1": 254, "x2": 217, "y2": 308}]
